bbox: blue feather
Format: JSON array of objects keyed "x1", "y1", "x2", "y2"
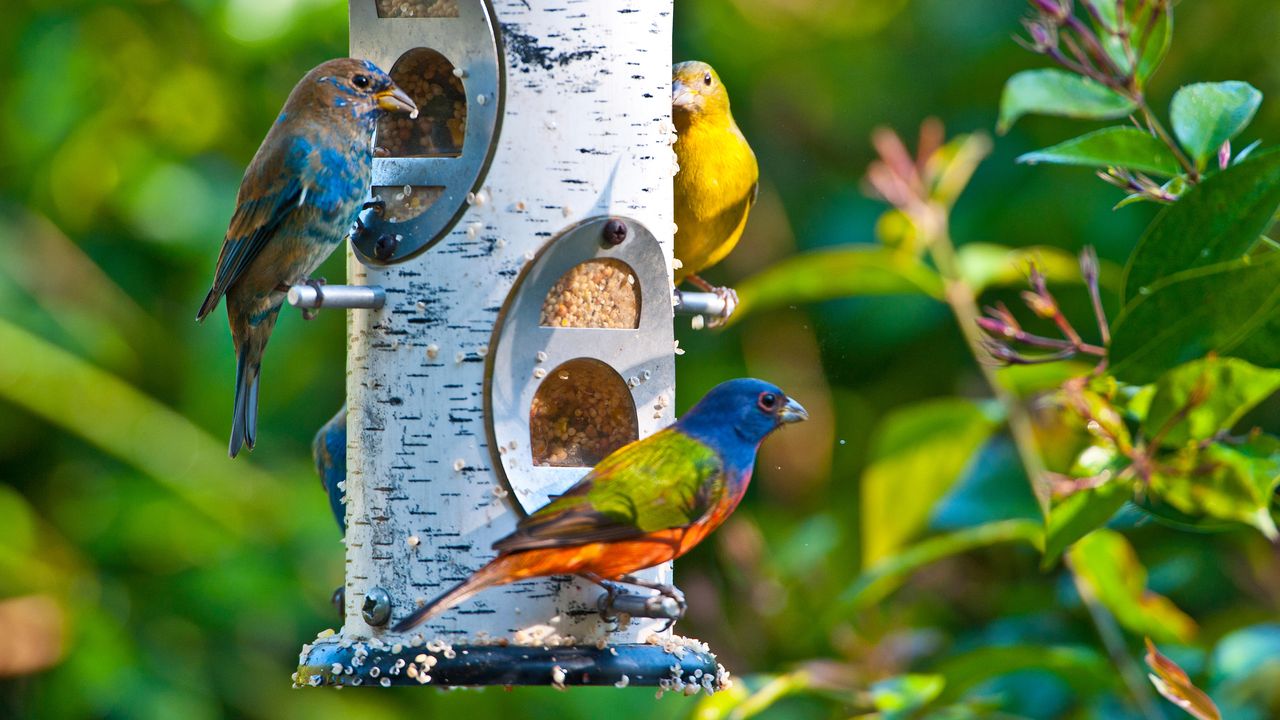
[{"x1": 197, "y1": 58, "x2": 414, "y2": 456}]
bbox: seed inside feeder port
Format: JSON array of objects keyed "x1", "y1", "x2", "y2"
[
  {"x1": 373, "y1": 185, "x2": 443, "y2": 223},
  {"x1": 530, "y1": 358, "x2": 638, "y2": 467},
  {"x1": 539, "y1": 259, "x2": 641, "y2": 329},
  {"x1": 378, "y1": 47, "x2": 466, "y2": 158},
  {"x1": 375, "y1": 0, "x2": 459, "y2": 17}
]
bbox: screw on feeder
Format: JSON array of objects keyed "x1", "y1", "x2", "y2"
[
  {"x1": 374, "y1": 233, "x2": 400, "y2": 261},
  {"x1": 602, "y1": 218, "x2": 628, "y2": 246},
  {"x1": 362, "y1": 587, "x2": 392, "y2": 626}
]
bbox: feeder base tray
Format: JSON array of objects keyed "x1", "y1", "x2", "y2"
[{"x1": 294, "y1": 640, "x2": 727, "y2": 690}]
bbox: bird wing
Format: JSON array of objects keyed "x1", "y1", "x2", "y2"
[
  {"x1": 197, "y1": 134, "x2": 309, "y2": 320},
  {"x1": 493, "y1": 429, "x2": 725, "y2": 553}
]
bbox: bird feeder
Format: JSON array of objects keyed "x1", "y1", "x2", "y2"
[
  {"x1": 350, "y1": 0, "x2": 502, "y2": 264},
  {"x1": 294, "y1": 0, "x2": 728, "y2": 691}
]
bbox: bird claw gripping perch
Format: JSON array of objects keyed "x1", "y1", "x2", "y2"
[
  {"x1": 595, "y1": 576, "x2": 687, "y2": 630},
  {"x1": 673, "y1": 286, "x2": 739, "y2": 329},
  {"x1": 299, "y1": 277, "x2": 327, "y2": 320},
  {"x1": 705, "y1": 286, "x2": 738, "y2": 329}
]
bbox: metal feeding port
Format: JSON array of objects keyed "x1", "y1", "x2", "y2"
[
  {"x1": 297, "y1": 0, "x2": 727, "y2": 692},
  {"x1": 348, "y1": 0, "x2": 503, "y2": 266},
  {"x1": 488, "y1": 216, "x2": 675, "y2": 515}
]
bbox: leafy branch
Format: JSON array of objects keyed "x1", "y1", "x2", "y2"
[{"x1": 1006, "y1": 0, "x2": 1263, "y2": 205}]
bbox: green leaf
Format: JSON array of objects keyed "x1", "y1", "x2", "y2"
[
  {"x1": 1171, "y1": 81, "x2": 1263, "y2": 169},
  {"x1": 691, "y1": 672, "x2": 811, "y2": 720},
  {"x1": 838, "y1": 519, "x2": 1043, "y2": 614},
  {"x1": 0, "y1": 318, "x2": 282, "y2": 540},
  {"x1": 931, "y1": 645, "x2": 1116, "y2": 705},
  {"x1": 1082, "y1": 0, "x2": 1121, "y2": 32},
  {"x1": 1086, "y1": 1, "x2": 1171, "y2": 84},
  {"x1": 1145, "y1": 357, "x2": 1280, "y2": 447},
  {"x1": 730, "y1": 246, "x2": 944, "y2": 324},
  {"x1": 1109, "y1": 253, "x2": 1280, "y2": 384},
  {"x1": 1043, "y1": 480, "x2": 1133, "y2": 568},
  {"x1": 1123, "y1": 149, "x2": 1280, "y2": 303},
  {"x1": 1149, "y1": 438, "x2": 1280, "y2": 539},
  {"x1": 1116, "y1": 174, "x2": 1188, "y2": 209},
  {"x1": 1068, "y1": 529, "x2": 1198, "y2": 643},
  {"x1": 871, "y1": 674, "x2": 945, "y2": 717},
  {"x1": 998, "y1": 69, "x2": 1137, "y2": 134},
  {"x1": 1136, "y1": 8, "x2": 1173, "y2": 84},
  {"x1": 861, "y1": 399, "x2": 999, "y2": 565},
  {"x1": 1017, "y1": 127, "x2": 1181, "y2": 177}
]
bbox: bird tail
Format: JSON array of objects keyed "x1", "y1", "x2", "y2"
[
  {"x1": 391, "y1": 556, "x2": 514, "y2": 633},
  {"x1": 229, "y1": 341, "x2": 262, "y2": 458},
  {"x1": 196, "y1": 286, "x2": 222, "y2": 323}
]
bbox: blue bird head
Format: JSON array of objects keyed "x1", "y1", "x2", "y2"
[
  {"x1": 675, "y1": 378, "x2": 807, "y2": 459},
  {"x1": 293, "y1": 58, "x2": 417, "y2": 122}
]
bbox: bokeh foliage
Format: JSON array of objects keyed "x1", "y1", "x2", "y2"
[{"x1": 2, "y1": 1, "x2": 1280, "y2": 718}]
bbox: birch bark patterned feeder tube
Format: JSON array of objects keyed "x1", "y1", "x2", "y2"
[{"x1": 294, "y1": 0, "x2": 727, "y2": 690}]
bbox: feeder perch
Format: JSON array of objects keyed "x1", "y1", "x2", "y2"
[
  {"x1": 295, "y1": 0, "x2": 727, "y2": 691},
  {"x1": 673, "y1": 290, "x2": 731, "y2": 320},
  {"x1": 287, "y1": 284, "x2": 386, "y2": 311}
]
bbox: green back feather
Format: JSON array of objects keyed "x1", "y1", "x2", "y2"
[{"x1": 493, "y1": 429, "x2": 724, "y2": 553}]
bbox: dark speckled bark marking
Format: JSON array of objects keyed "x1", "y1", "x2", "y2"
[{"x1": 502, "y1": 23, "x2": 599, "y2": 72}]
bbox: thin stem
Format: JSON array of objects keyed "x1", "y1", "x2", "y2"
[
  {"x1": 930, "y1": 202, "x2": 1159, "y2": 717},
  {"x1": 1062, "y1": 13, "x2": 1123, "y2": 78},
  {"x1": 1069, "y1": 561, "x2": 1164, "y2": 720},
  {"x1": 1140, "y1": 103, "x2": 1200, "y2": 181},
  {"x1": 924, "y1": 209, "x2": 1052, "y2": 513},
  {"x1": 1084, "y1": 276, "x2": 1111, "y2": 348}
]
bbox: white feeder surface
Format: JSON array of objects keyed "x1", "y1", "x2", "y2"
[{"x1": 339, "y1": 0, "x2": 680, "y2": 646}]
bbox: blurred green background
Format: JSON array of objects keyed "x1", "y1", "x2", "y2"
[{"x1": 3, "y1": 0, "x2": 1280, "y2": 718}]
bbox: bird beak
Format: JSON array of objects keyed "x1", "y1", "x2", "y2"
[
  {"x1": 672, "y1": 79, "x2": 695, "y2": 111},
  {"x1": 777, "y1": 397, "x2": 808, "y2": 424},
  {"x1": 376, "y1": 84, "x2": 418, "y2": 117}
]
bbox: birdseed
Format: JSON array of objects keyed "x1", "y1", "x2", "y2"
[
  {"x1": 372, "y1": 184, "x2": 443, "y2": 222},
  {"x1": 530, "y1": 358, "x2": 637, "y2": 467},
  {"x1": 375, "y1": 0, "x2": 458, "y2": 18},
  {"x1": 378, "y1": 48, "x2": 466, "y2": 157},
  {"x1": 539, "y1": 259, "x2": 640, "y2": 329}
]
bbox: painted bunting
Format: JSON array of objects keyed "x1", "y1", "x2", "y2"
[
  {"x1": 391, "y1": 378, "x2": 807, "y2": 632},
  {"x1": 196, "y1": 58, "x2": 416, "y2": 457},
  {"x1": 313, "y1": 404, "x2": 347, "y2": 534},
  {"x1": 672, "y1": 61, "x2": 759, "y2": 325}
]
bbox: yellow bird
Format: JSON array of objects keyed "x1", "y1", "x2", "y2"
[{"x1": 672, "y1": 60, "x2": 759, "y2": 324}]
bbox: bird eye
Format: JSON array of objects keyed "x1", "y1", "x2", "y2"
[
  {"x1": 703, "y1": 71, "x2": 713, "y2": 86},
  {"x1": 757, "y1": 392, "x2": 778, "y2": 412},
  {"x1": 352, "y1": 74, "x2": 371, "y2": 89}
]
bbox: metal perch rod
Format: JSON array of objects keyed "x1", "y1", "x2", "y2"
[
  {"x1": 673, "y1": 290, "x2": 728, "y2": 318},
  {"x1": 287, "y1": 284, "x2": 386, "y2": 310},
  {"x1": 597, "y1": 591, "x2": 683, "y2": 620}
]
